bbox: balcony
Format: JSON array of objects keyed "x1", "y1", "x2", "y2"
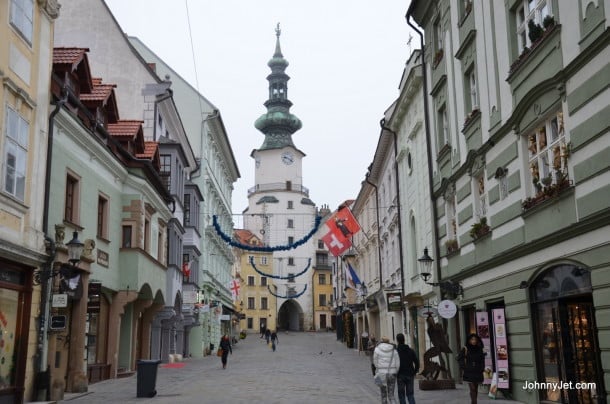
[
  {"x1": 119, "y1": 248, "x2": 166, "y2": 294},
  {"x1": 248, "y1": 182, "x2": 309, "y2": 197}
]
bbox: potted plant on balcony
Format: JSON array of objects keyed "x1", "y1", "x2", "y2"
[
  {"x1": 469, "y1": 217, "x2": 490, "y2": 240},
  {"x1": 445, "y1": 238, "x2": 459, "y2": 254},
  {"x1": 542, "y1": 15, "x2": 555, "y2": 30},
  {"x1": 528, "y1": 20, "x2": 544, "y2": 44}
]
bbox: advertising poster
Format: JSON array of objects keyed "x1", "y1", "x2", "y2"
[
  {"x1": 476, "y1": 311, "x2": 493, "y2": 384},
  {"x1": 492, "y1": 308, "x2": 510, "y2": 389}
]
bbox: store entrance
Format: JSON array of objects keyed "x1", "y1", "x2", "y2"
[{"x1": 531, "y1": 264, "x2": 606, "y2": 403}]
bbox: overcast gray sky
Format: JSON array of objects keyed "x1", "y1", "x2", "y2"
[{"x1": 104, "y1": 0, "x2": 417, "y2": 213}]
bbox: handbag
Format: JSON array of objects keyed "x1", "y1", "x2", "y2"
[
  {"x1": 216, "y1": 348, "x2": 223, "y2": 357},
  {"x1": 374, "y1": 348, "x2": 395, "y2": 386}
]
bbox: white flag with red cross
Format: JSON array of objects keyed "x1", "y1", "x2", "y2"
[{"x1": 229, "y1": 279, "x2": 240, "y2": 299}]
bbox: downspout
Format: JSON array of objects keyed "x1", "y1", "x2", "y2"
[
  {"x1": 364, "y1": 171, "x2": 383, "y2": 294},
  {"x1": 36, "y1": 88, "x2": 67, "y2": 398},
  {"x1": 379, "y1": 119, "x2": 408, "y2": 335},
  {"x1": 406, "y1": 14, "x2": 442, "y2": 289}
]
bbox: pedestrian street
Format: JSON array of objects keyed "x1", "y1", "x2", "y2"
[{"x1": 61, "y1": 331, "x2": 523, "y2": 404}]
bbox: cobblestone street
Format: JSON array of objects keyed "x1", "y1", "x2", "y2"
[{"x1": 61, "y1": 332, "x2": 523, "y2": 404}]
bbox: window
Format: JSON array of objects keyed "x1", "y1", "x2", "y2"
[
  {"x1": 437, "y1": 106, "x2": 449, "y2": 148},
  {"x1": 496, "y1": 168, "x2": 510, "y2": 200},
  {"x1": 261, "y1": 297, "x2": 268, "y2": 310},
  {"x1": 261, "y1": 277, "x2": 267, "y2": 286},
  {"x1": 445, "y1": 192, "x2": 457, "y2": 240},
  {"x1": 247, "y1": 318, "x2": 253, "y2": 329},
  {"x1": 144, "y1": 218, "x2": 150, "y2": 252},
  {"x1": 261, "y1": 256, "x2": 268, "y2": 265},
  {"x1": 287, "y1": 219, "x2": 294, "y2": 228},
  {"x1": 3, "y1": 107, "x2": 29, "y2": 200},
  {"x1": 316, "y1": 253, "x2": 328, "y2": 266},
  {"x1": 183, "y1": 194, "x2": 191, "y2": 226},
  {"x1": 473, "y1": 174, "x2": 487, "y2": 220},
  {"x1": 10, "y1": 0, "x2": 33, "y2": 43},
  {"x1": 466, "y1": 69, "x2": 479, "y2": 112},
  {"x1": 97, "y1": 195, "x2": 109, "y2": 238},
  {"x1": 319, "y1": 294, "x2": 327, "y2": 307},
  {"x1": 247, "y1": 297, "x2": 255, "y2": 310},
  {"x1": 157, "y1": 230, "x2": 163, "y2": 261},
  {"x1": 287, "y1": 200, "x2": 294, "y2": 209},
  {"x1": 527, "y1": 111, "x2": 567, "y2": 195},
  {"x1": 515, "y1": 0, "x2": 551, "y2": 53},
  {"x1": 434, "y1": 19, "x2": 443, "y2": 52},
  {"x1": 286, "y1": 181, "x2": 292, "y2": 191},
  {"x1": 248, "y1": 255, "x2": 254, "y2": 264},
  {"x1": 64, "y1": 174, "x2": 79, "y2": 223},
  {"x1": 318, "y1": 240, "x2": 325, "y2": 249},
  {"x1": 160, "y1": 155, "x2": 171, "y2": 191},
  {"x1": 288, "y1": 273, "x2": 295, "y2": 283},
  {"x1": 288, "y1": 236, "x2": 294, "y2": 245},
  {"x1": 158, "y1": 113, "x2": 163, "y2": 128},
  {"x1": 288, "y1": 257, "x2": 294, "y2": 266},
  {"x1": 319, "y1": 274, "x2": 326, "y2": 285},
  {"x1": 122, "y1": 225, "x2": 132, "y2": 248},
  {"x1": 248, "y1": 276, "x2": 255, "y2": 286}
]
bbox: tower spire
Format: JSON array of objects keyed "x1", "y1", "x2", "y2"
[{"x1": 254, "y1": 24, "x2": 302, "y2": 150}]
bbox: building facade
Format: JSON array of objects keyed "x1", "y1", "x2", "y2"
[
  {"x1": 0, "y1": 0, "x2": 59, "y2": 402},
  {"x1": 408, "y1": 0, "x2": 610, "y2": 402}
]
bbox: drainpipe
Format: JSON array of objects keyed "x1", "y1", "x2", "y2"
[
  {"x1": 364, "y1": 171, "x2": 383, "y2": 297},
  {"x1": 406, "y1": 13, "x2": 442, "y2": 290},
  {"x1": 379, "y1": 119, "x2": 408, "y2": 335},
  {"x1": 36, "y1": 88, "x2": 67, "y2": 399}
]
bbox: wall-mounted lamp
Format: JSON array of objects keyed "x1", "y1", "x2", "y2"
[
  {"x1": 417, "y1": 247, "x2": 463, "y2": 299},
  {"x1": 34, "y1": 231, "x2": 84, "y2": 285}
]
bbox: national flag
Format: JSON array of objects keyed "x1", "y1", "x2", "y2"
[
  {"x1": 326, "y1": 206, "x2": 361, "y2": 238},
  {"x1": 345, "y1": 263, "x2": 362, "y2": 290},
  {"x1": 182, "y1": 261, "x2": 191, "y2": 277},
  {"x1": 229, "y1": 279, "x2": 240, "y2": 299},
  {"x1": 322, "y1": 228, "x2": 351, "y2": 256}
]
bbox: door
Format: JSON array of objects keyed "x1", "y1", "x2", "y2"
[{"x1": 320, "y1": 314, "x2": 327, "y2": 330}]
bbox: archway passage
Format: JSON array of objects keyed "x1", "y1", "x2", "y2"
[
  {"x1": 530, "y1": 264, "x2": 606, "y2": 403},
  {"x1": 277, "y1": 300, "x2": 304, "y2": 331}
]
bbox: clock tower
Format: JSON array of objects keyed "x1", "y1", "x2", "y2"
[{"x1": 245, "y1": 24, "x2": 317, "y2": 332}]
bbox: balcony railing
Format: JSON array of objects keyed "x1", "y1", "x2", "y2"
[{"x1": 248, "y1": 182, "x2": 309, "y2": 197}]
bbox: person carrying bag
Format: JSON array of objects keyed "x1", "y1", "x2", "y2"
[{"x1": 373, "y1": 336, "x2": 400, "y2": 404}]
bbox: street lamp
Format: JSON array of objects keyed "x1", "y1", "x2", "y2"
[
  {"x1": 34, "y1": 231, "x2": 83, "y2": 285},
  {"x1": 66, "y1": 231, "x2": 84, "y2": 266},
  {"x1": 417, "y1": 247, "x2": 463, "y2": 299}
]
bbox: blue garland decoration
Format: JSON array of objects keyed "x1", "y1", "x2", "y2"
[
  {"x1": 267, "y1": 283, "x2": 308, "y2": 299},
  {"x1": 212, "y1": 214, "x2": 323, "y2": 252},
  {"x1": 249, "y1": 257, "x2": 311, "y2": 280}
]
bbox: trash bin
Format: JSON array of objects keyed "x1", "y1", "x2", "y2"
[{"x1": 136, "y1": 359, "x2": 161, "y2": 398}]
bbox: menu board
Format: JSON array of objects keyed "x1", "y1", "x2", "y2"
[
  {"x1": 476, "y1": 311, "x2": 493, "y2": 384},
  {"x1": 492, "y1": 308, "x2": 509, "y2": 389}
]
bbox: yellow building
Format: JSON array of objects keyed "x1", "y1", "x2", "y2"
[
  {"x1": 233, "y1": 230, "x2": 276, "y2": 335},
  {"x1": 312, "y1": 244, "x2": 334, "y2": 331},
  {"x1": 0, "y1": 1, "x2": 59, "y2": 402}
]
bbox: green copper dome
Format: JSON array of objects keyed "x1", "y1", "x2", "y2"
[{"x1": 255, "y1": 23, "x2": 302, "y2": 150}]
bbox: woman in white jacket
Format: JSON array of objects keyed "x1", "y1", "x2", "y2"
[{"x1": 373, "y1": 336, "x2": 401, "y2": 404}]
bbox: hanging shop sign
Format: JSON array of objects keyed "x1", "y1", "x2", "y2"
[
  {"x1": 386, "y1": 292, "x2": 403, "y2": 312},
  {"x1": 476, "y1": 311, "x2": 493, "y2": 385},
  {"x1": 96, "y1": 249, "x2": 109, "y2": 267},
  {"x1": 418, "y1": 305, "x2": 438, "y2": 318},
  {"x1": 492, "y1": 308, "x2": 510, "y2": 389},
  {"x1": 437, "y1": 300, "x2": 457, "y2": 319}
]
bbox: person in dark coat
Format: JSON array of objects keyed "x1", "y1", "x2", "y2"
[
  {"x1": 457, "y1": 333, "x2": 485, "y2": 404},
  {"x1": 219, "y1": 334, "x2": 232, "y2": 369},
  {"x1": 265, "y1": 328, "x2": 271, "y2": 344},
  {"x1": 270, "y1": 330, "x2": 279, "y2": 351},
  {"x1": 396, "y1": 333, "x2": 419, "y2": 404}
]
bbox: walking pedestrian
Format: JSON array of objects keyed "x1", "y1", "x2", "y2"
[
  {"x1": 265, "y1": 328, "x2": 271, "y2": 344},
  {"x1": 373, "y1": 336, "x2": 400, "y2": 404},
  {"x1": 457, "y1": 333, "x2": 485, "y2": 404},
  {"x1": 395, "y1": 333, "x2": 419, "y2": 404},
  {"x1": 270, "y1": 330, "x2": 279, "y2": 351},
  {"x1": 219, "y1": 334, "x2": 232, "y2": 369},
  {"x1": 260, "y1": 322, "x2": 266, "y2": 338}
]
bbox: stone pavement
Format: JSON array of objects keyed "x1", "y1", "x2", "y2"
[{"x1": 59, "y1": 331, "x2": 524, "y2": 404}]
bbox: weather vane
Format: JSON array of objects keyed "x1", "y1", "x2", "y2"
[{"x1": 275, "y1": 22, "x2": 281, "y2": 38}]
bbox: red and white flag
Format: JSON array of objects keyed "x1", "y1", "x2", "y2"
[
  {"x1": 322, "y1": 206, "x2": 361, "y2": 256},
  {"x1": 229, "y1": 279, "x2": 240, "y2": 299},
  {"x1": 322, "y1": 227, "x2": 351, "y2": 256}
]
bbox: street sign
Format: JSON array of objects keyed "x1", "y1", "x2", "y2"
[
  {"x1": 52, "y1": 294, "x2": 68, "y2": 308},
  {"x1": 50, "y1": 315, "x2": 67, "y2": 330}
]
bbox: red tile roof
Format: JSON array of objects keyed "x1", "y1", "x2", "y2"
[
  {"x1": 234, "y1": 229, "x2": 263, "y2": 245},
  {"x1": 136, "y1": 141, "x2": 159, "y2": 159},
  {"x1": 107, "y1": 120, "x2": 144, "y2": 138},
  {"x1": 53, "y1": 47, "x2": 90, "y2": 65},
  {"x1": 80, "y1": 78, "x2": 117, "y2": 102}
]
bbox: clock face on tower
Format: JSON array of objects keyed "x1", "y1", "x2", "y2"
[{"x1": 281, "y1": 151, "x2": 294, "y2": 165}]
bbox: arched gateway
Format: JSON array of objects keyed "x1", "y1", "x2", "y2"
[{"x1": 277, "y1": 299, "x2": 304, "y2": 331}]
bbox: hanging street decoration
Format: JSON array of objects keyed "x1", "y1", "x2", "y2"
[
  {"x1": 267, "y1": 283, "x2": 308, "y2": 299},
  {"x1": 212, "y1": 215, "x2": 322, "y2": 252},
  {"x1": 249, "y1": 256, "x2": 311, "y2": 280}
]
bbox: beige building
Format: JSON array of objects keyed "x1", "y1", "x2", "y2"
[{"x1": 0, "y1": 1, "x2": 60, "y2": 402}]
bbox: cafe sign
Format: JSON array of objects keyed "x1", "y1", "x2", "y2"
[{"x1": 386, "y1": 292, "x2": 403, "y2": 312}]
